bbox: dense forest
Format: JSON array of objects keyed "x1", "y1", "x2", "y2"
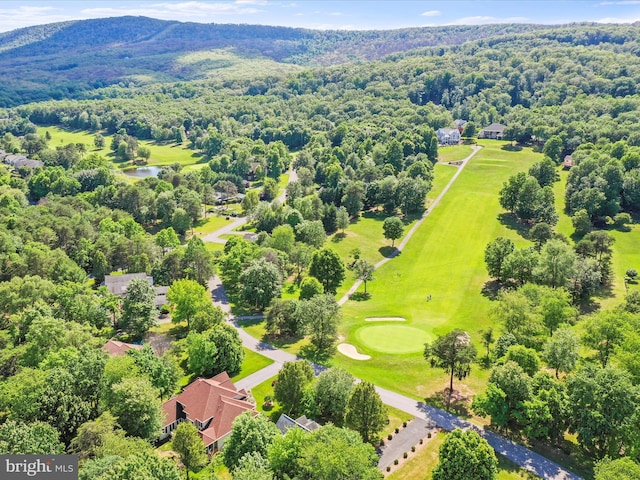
[{"x1": 0, "y1": 16, "x2": 640, "y2": 480}]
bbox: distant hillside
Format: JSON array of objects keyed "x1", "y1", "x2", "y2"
[{"x1": 0, "y1": 16, "x2": 549, "y2": 107}]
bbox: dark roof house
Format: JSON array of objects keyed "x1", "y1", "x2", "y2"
[
  {"x1": 478, "y1": 123, "x2": 507, "y2": 140},
  {"x1": 160, "y1": 372, "x2": 257, "y2": 453},
  {"x1": 275, "y1": 414, "x2": 321, "y2": 434},
  {"x1": 104, "y1": 273, "x2": 167, "y2": 306}
]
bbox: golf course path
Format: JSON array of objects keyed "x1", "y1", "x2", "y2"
[
  {"x1": 202, "y1": 149, "x2": 582, "y2": 479},
  {"x1": 210, "y1": 279, "x2": 581, "y2": 479},
  {"x1": 337, "y1": 145, "x2": 482, "y2": 306}
]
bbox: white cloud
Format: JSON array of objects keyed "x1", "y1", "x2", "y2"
[
  {"x1": 450, "y1": 15, "x2": 529, "y2": 25},
  {"x1": 597, "y1": 15, "x2": 640, "y2": 22},
  {"x1": 0, "y1": 6, "x2": 73, "y2": 32},
  {"x1": 235, "y1": 0, "x2": 269, "y2": 5},
  {"x1": 329, "y1": 12, "x2": 343, "y2": 16},
  {"x1": 421, "y1": 10, "x2": 441, "y2": 17}
]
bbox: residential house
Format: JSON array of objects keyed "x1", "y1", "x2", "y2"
[
  {"x1": 160, "y1": 372, "x2": 257, "y2": 453},
  {"x1": 275, "y1": 414, "x2": 321, "y2": 434},
  {"x1": 453, "y1": 119, "x2": 467, "y2": 133},
  {"x1": 437, "y1": 128, "x2": 461, "y2": 146},
  {"x1": 102, "y1": 339, "x2": 144, "y2": 356},
  {"x1": 562, "y1": 155, "x2": 574, "y2": 169},
  {"x1": 478, "y1": 123, "x2": 507, "y2": 140},
  {"x1": 103, "y1": 272, "x2": 167, "y2": 307}
]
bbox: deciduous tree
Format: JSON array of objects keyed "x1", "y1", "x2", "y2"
[
  {"x1": 344, "y1": 381, "x2": 387, "y2": 444},
  {"x1": 432, "y1": 428, "x2": 498, "y2": 480}
]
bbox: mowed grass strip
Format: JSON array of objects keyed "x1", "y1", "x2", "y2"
[
  {"x1": 354, "y1": 325, "x2": 432, "y2": 354},
  {"x1": 333, "y1": 142, "x2": 541, "y2": 400},
  {"x1": 231, "y1": 348, "x2": 274, "y2": 382}
]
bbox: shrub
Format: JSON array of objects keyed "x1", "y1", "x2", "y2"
[
  {"x1": 394, "y1": 459, "x2": 399, "y2": 465},
  {"x1": 387, "y1": 466, "x2": 391, "y2": 472},
  {"x1": 427, "y1": 432, "x2": 432, "y2": 438},
  {"x1": 388, "y1": 434, "x2": 392, "y2": 440},
  {"x1": 395, "y1": 427, "x2": 399, "y2": 434},
  {"x1": 411, "y1": 446, "x2": 416, "y2": 452},
  {"x1": 402, "y1": 421, "x2": 407, "y2": 428},
  {"x1": 403, "y1": 452, "x2": 408, "y2": 459}
]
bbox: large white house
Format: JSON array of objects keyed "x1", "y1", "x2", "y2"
[{"x1": 437, "y1": 128, "x2": 461, "y2": 146}]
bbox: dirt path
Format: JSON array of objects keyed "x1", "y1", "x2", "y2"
[{"x1": 338, "y1": 145, "x2": 482, "y2": 305}]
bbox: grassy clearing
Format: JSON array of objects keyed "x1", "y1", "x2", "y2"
[
  {"x1": 231, "y1": 348, "x2": 274, "y2": 382},
  {"x1": 237, "y1": 317, "x2": 309, "y2": 356},
  {"x1": 192, "y1": 215, "x2": 233, "y2": 237},
  {"x1": 37, "y1": 125, "x2": 204, "y2": 169},
  {"x1": 332, "y1": 142, "x2": 541, "y2": 401},
  {"x1": 438, "y1": 145, "x2": 473, "y2": 163}
]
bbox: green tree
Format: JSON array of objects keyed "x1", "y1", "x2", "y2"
[
  {"x1": 344, "y1": 381, "x2": 387, "y2": 444},
  {"x1": 223, "y1": 411, "x2": 280, "y2": 470},
  {"x1": 313, "y1": 368, "x2": 354, "y2": 424},
  {"x1": 594, "y1": 457, "x2": 640, "y2": 480},
  {"x1": 0, "y1": 420, "x2": 64, "y2": 454},
  {"x1": 274, "y1": 360, "x2": 314, "y2": 415},
  {"x1": 543, "y1": 135, "x2": 563, "y2": 164},
  {"x1": 504, "y1": 345, "x2": 540, "y2": 377},
  {"x1": 107, "y1": 377, "x2": 162, "y2": 441},
  {"x1": 172, "y1": 422, "x2": 207, "y2": 480},
  {"x1": 432, "y1": 428, "x2": 498, "y2": 480},
  {"x1": 341, "y1": 181, "x2": 365, "y2": 217},
  {"x1": 299, "y1": 276, "x2": 324, "y2": 300},
  {"x1": 582, "y1": 311, "x2": 627, "y2": 368},
  {"x1": 300, "y1": 294, "x2": 340, "y2": 354},
  {"x1": 353, "y1": 258, "x2": 375, "y2": 293},
  {"x1": 382, "y1": 216, "x2": 403, "y2": 247},
  {"x1": 262, "y1": 177, "x2": 278, "y2": 201},
  {"x1": 295, "y1": 220, "x2": 326, "y2": 248},
  {"x1": 567, "y1": 364, "x2": 640, "y2": 458},
  {"x1": 242, "y1": 189, "x2": 260, "y2": 215},
  {"x1": 499, "y1": 172, "x2": 527, "y2": 212},
  {"x1": 308, "y1": 248, "x2": 345, "y2": 294},
  {"x1": 79, "y1": 451, "x2": 180, "y2": 480},
  {"x1": 543, "y1": 326, "x2": 579, "y2": 378},
  {"x1": 167, "y1": 278, "x2": 211, "y2": 330},
  {"x1": 424, "y1": 329, "x2": 477, "y2": 409},
  {"x1": 120, "y1": 277, "x2": 157, "y2": 339},
  {"x1": 127, "y1": 346, "x2": 181, "y2": 399},
  {"x1": 529, "y1": 222, "x2": 553, "y2": 251},
  {"x1": 572, "y1": 209, "x2": 591, "y2": 236},
  {"x1": 171, "y1": 207, "x2": 191, "y2": 234},
  {"x1": 484, "y1": 237, "x2": 515, "y2": 282},
  {"x1": 240, "y1": 258, "x2": 283, "y2": 310},
  {"x1": 269, "y1": 224, "x2": 295, "y2": 253},
  {"x1": 232, "y1": 452, "x2": 273, "y2": 480},
  {"x1": 472, "y1": 361, "x2": 531, "y2": 431},
  {"x1": 336, "y1": 206, "x2": 349, "y2": 232},
  {"x1": 183, "y1": 236, "x2": 214, "y2": 286},
  {"x1": 297, "y1": 425, "x2": 382, "y2": 480},
  {"x1": 155, "y1": 227, "x2": 180, "y2": 255},
  {"x1": 534, "y1": 239, "x2": 576, "y2": 288},
  {"x1": 186, "y1": 331, "x2": 217, "y2": 377}
]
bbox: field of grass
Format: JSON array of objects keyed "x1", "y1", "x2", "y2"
[
  {"x1": 332, "y1": 142, "x2": 542, "y2": 401},
  {"x1": 37, "y1": 125, "x2": 205, "y2": 170},
  {"x1": 438, "y1": 145, "x2": 474, "y2": 163},
  {"x1": 192, "y1": 215, "x2": 233, "y2": 237}
]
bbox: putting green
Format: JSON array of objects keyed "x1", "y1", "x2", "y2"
[{"x1": 354, "y1": 325, "x2": 432, "y2": 354}]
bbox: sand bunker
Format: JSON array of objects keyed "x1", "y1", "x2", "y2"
[
  {"x1": 338, "y1": 343, "x2": 371, "y2": 360},
  {"x1": 365, "y1": 317, "x2": 406, "y2": 322}
]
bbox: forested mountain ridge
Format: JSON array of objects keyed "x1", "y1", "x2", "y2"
[{"x1": 0, "y1": 16, "x2": 555, "y2": 107}]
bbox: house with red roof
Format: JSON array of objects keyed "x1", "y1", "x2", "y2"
[
  {"x1": 102, "y1": 339, "x2": 144, "y2": 356},
  {"x1": 160, "y1": 372, "x2": 257, "y2": 453}
]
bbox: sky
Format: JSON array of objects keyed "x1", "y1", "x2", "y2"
[{"x1": 1, "y1": 1, "x2": 639, "y2": 33}]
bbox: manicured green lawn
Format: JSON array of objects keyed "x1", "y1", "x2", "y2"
[
  {"x1": 332, "y1": 142, "x2": 542, "y2": 400},
  {"x1": 438, "y1": 145, "x2": 473, "y2": 163},
  {"x1": 354, "y1": 325, "x2": 432, "y2": 354},
  {"x1": 231, "y1": 348, "x2": 274, "y2": 382},
  {"x1": 238, "y1": 318, "x2": 309, "y2": 356},
  {"x1": 192, "y1": 215, "x2": 233, "y2": 237}
]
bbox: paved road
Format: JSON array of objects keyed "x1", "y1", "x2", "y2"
[
  {"x1": 338, "y1": 146, "x2": 482, "y2": 305},
  {"x1": 201, "y1": 152, "x2": 582, "y2": 480}
]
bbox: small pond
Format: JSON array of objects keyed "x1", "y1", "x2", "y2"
[{"x1": 122, "y1": 166, "x2": 163, "y2": 178}]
